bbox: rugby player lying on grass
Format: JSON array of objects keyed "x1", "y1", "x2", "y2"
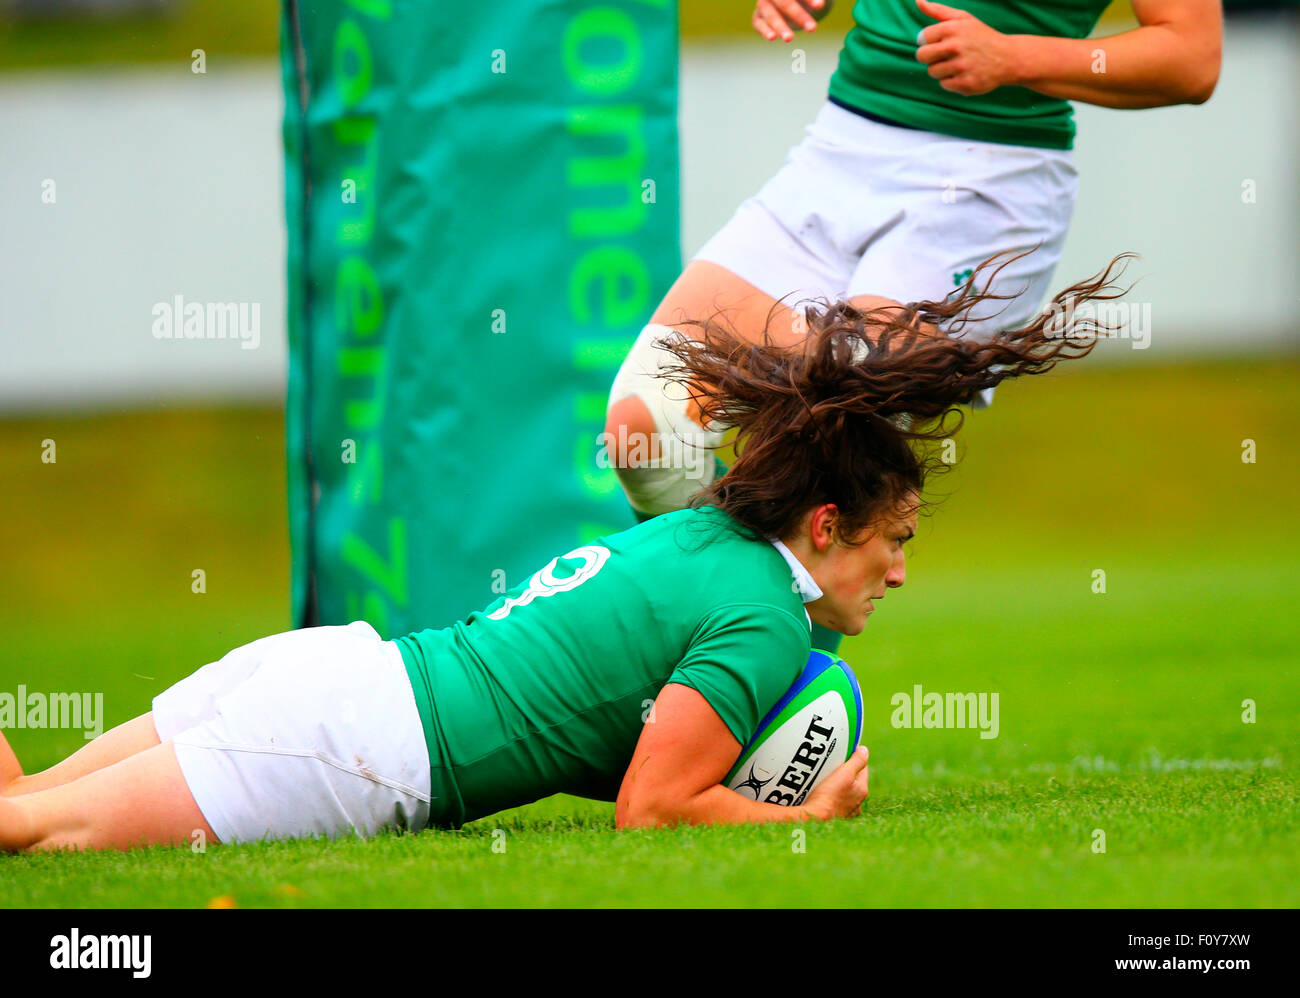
[{"x1": 0, "y1": 254, "x2": 1130, "y2": 852}]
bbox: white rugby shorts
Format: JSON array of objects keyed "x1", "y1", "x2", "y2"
[
  {"x1": 692, "y1": 99, "x2": 1080, "y2": 406},
  {"x1": 152, "y1": 620, "x2": 432, "y2": 845}
]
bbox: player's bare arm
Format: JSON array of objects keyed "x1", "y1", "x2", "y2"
[
  {"x1": 915, "y1": 0, "x2": 1222, "y2": 108},
  {"x1": 615, "y1": 682, "x2": 869, "y2": 828}
]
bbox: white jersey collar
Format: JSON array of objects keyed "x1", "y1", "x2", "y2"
[{"x1": 767, "y1": 537, "x2": 823, "y2": 630}]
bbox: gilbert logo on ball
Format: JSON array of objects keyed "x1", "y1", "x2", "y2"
[{"x1": 725, "y1": 649, "x2": 863, "y2": 807}]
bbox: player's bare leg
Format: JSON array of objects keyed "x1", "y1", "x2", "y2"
[
  {"x1": 603, "y1": 261, "x2": 795, "y2": 509},
  {"x1": 651, "y1": 259, "x2": 803, "y2": 349},
  {"x1": 609, "y1": 259, "x2": 798, "y2": 467},
  {"x1": 0, "y1": 740, "x2": 217, "y2": 853},
  {"x1": 654, "y1": 266, "x2": 919, "y2": 353},
  {"x1": 1, "y1": 714, "x2": 161, "y2": 798},
  {"x1": 629, "y1": 266, "x2": 916, "y2": 436},
  {"x1": 608, "y1": 263, "x2": 926, "y2": 518},
  {"x1": 0, "y1": 729, "x2": 21, "y2": 790},
  {"x1": 608, "y1": 263, "x2": 915, "y2": 474}
]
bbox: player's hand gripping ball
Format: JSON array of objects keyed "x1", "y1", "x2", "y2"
[{"x1": 724, "y1": 649, "x2": 863, "y2": 807}]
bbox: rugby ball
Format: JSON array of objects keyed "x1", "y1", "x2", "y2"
[{"x1": 724, "y1": 649, "x2": 863, "y2": 807}]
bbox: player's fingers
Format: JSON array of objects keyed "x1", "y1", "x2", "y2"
[
  {"x1": 822, "y1": 754, "x2": 866, "y2": 794},
  {"x1": 916, "y1": 20, "x2": 957, "y2": 47},
  {"x1": 752, "y1": 1, "x2": 781, "y2": 41},
  {"x1": 753, "y1": 0, "x2": 795, "y2": 41},
  {"x1": 917, "y1": 0, "x2": 975, "y2": 22},
  {"x1": 916, "y1": 40, "x2": 960, "y2": 65},
  {"x1": 774, "y1": 0, "x2": 819, "y2": 32},
  {"x1": 927, "y1": 59, "x2": 964, "y2": 81},
  {"x1": 843, "y1": 745, "x2": 870, "y2": 775},
  {"x1": 757, "y1": 0, "x2": 800, "y2": 27}
]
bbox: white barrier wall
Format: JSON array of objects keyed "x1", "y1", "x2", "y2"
[{"x1": 1, "y1": 15, "x2": 1295, "y2": 411}]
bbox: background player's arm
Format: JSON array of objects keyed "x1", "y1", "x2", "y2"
[
  {"x1": 615, "y1": 682, "x2": 869, "y2": 828},
  {"x1": 916, "y1": 0, "x2": 1222, "y2": 108}
]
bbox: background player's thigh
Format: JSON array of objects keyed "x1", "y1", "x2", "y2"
[
  {"x1": 651, "y1": 259, "x2": 801, "y2": 346},
  {"x1": 606, "y1": 259, "x2": 801, "y2": 515}
]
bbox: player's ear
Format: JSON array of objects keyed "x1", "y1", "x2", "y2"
[{"x1": 810, "y1": 503, "x2": 839, "y2": 553}]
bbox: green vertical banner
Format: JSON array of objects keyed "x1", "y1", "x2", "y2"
[{"x1": 283, "y1": 1, "x2": 681, "y2": 635}]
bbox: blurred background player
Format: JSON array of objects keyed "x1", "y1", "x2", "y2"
[{"x1": 605, "y1": 0, "x2": 1222, "y2": 653}]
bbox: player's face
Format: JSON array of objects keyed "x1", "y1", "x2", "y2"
[{"x1": 805, "y1": 496, "x2": 916, "y2": 636}]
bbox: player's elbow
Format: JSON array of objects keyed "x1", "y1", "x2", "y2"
[
  {"x1": 614, "y1": 809, "x2": 651, "y2": 831},
  {"x1": 615, "y1": 790, "x2": 694, "y2": 830},
  {"x1": 615, "y1": 798, "x2": 668, "y2": 830},
  {"x1": 1182, "y1": 62, "x2": 1219, "y2": 105},
  {"x1": 1179, "y1": 40, "x2": 1221, "y2": 105}
]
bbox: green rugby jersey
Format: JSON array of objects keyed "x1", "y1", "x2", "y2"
[
  {"x1": 394, "y1": 505, "x2": 816, "y2": 828},
  {"x1": 828, "y1": 0, "x2": 1112, "y2": 150}
]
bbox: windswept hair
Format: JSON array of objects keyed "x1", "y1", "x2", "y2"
[{"x1": 656, "y1": 249, "x2": 1137, "y2": 545}]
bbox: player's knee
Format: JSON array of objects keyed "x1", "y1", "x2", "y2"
[
  {"x1": 0, "y1": 773, "x2": 35, "y2": 798},
  {"x1": 603, "y1": 395, "x2": 658, "y2": 472},
  {"x1": 604, "y1": 325, "x2": 725, "y2": 517},
  {"x1": 604, "y1": 392, "x2": 692, "y2": 518},
  {"x1": 0, "y1": 797, "x2": 37, "y2": 852}
]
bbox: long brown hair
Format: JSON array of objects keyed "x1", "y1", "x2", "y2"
[{"x1": 657, "y1": 249, "x2": 1137, "y2": 545}]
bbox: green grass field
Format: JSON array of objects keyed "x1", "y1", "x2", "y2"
[{"x1": 1, "y1": 355, "x2": 1297, "y2": 907}]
